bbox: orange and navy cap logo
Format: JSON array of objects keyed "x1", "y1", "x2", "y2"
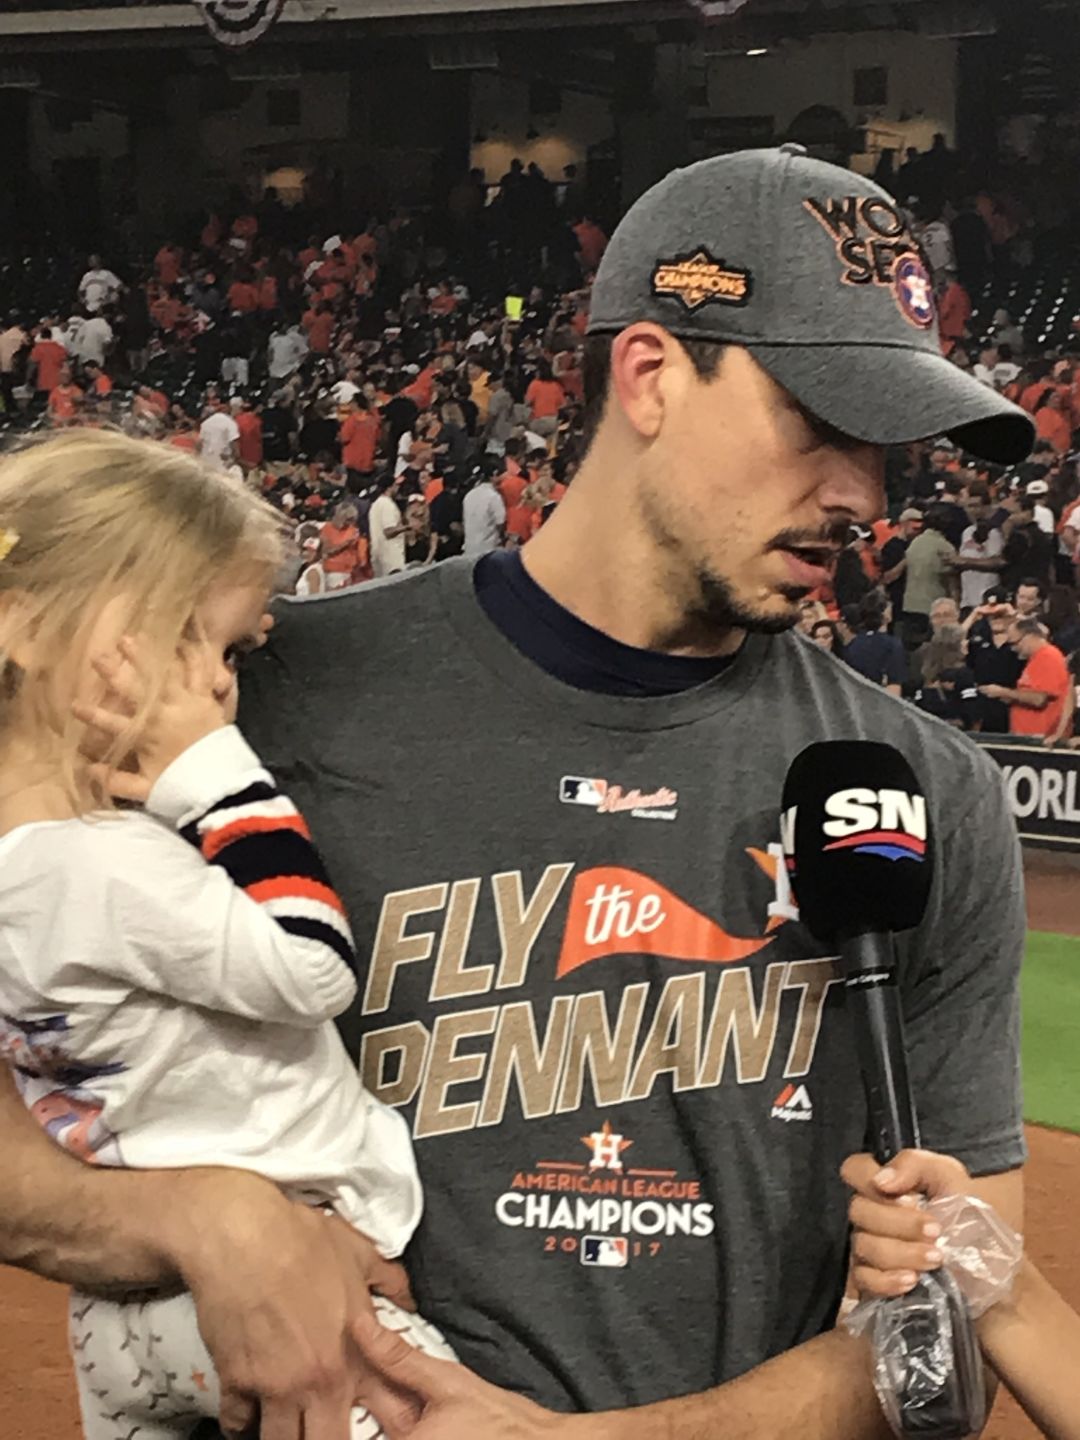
[
  {"x1": 651, "y1": 248, "x2": 752, "y2": 311},
  {"x1": 893, "y1": 255, "x2": 935, "y2": 330}
]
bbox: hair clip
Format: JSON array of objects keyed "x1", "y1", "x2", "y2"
[{"x1": 0, "y1": 529, "x2": 19, "y2": 563}]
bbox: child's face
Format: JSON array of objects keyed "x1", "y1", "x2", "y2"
[{"x1": 193, "y1": 576, "x2": 274, "y2": 724}]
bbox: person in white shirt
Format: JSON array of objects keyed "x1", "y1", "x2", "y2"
[
  {"x1": 331, "y1": 370, "x2": 361, "y2": 407},
  {"x1": 957, "y1": 520, "x2": 1005, "y2": 611},
  {"x1": 368, "y1": 472, "x2": 410, "y2": 577},
  {"x1": 267, "y1": 323, "x2": 308, "y2": 381},
  {"x1": 1026, "y1": 479, "x2": 1056, "y2": 536},
  {"x1": 462, "y1": 464, "x2": 507, "y2": 558},
  {"x1": 0, "y1": 429, "x2": 455, "y2": 1440},
  {"x1": 199, "y1": 399, "x2": 241, "y2": 471},
  {"x1": 69, "y1": 312, "x2": 113, "y2": 368},
  {"x1": 77, "y1": 255, "x2": 122, "y2": 315}
]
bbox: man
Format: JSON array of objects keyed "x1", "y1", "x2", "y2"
[
  {"x1": 77, "y1": 253, "x2": 122, "y2": 315},
  {"x1": 878, "y1": 507, "x2": 923, "y2": 621},
  {"x1": 235, "y1": 398, "x2": 264, "y2": 471},
  {"x1": 320, "y1": 501, "x2": 364, "y2": 591},
  {"x1": 467, "y1": 358, "x2": 493, "y2": 427},
  {"x1": 462, "y1": 461, "x2": 507, "y2": 557},
  {"x1": 980, "y1": 618, "x2": 1070, "y2": 738},
  {"x1": 83, "y1": 360, "x2": 113, "y2": 402},
  {"x1": 957, "y1": 513, "x2": 1005, "y2": 614},
  {"x1": 28, "y1": 323, "x2": 67, "y2": 409},
  {"x1": 69, "y1": 308, "x2": 113, "y2": 370},
  {"x1": 268, "y1": 321, "x2": 309, "y2": 382},
  {"x1": 907, "y1": 596, "x2": 961, "y2": 689},
  {"x1": 0, "y1": 146, "x2": 1034, "y2": 1440},
  {"x1": 0, "y1": 313, "x2": 27, "y2": 414},
  {"x1": 1025, "y1": 478, "x2": 1055, "y2": 536},
  {"x1": 900, "y1": 507, "x2": 958, "y2": 647},
  {"x1": 1015, "y1": 578, "x2": 1047, "y2": 621},
  {"x1": 967, "y1": 597, "x2": 1024, "y2": 733},
  {"x1": 262, "y1": 391, "x2": 297, "y2": 472},
  {"x1": 1002, "y1": 499, "x2": 1054, "y2": 594},
  {"x1": 199, "y1": 396, "x2": 240, "y2": 471},
  {"x1": 340, "y1": 396, "x2": 381, "y2": 489},
  {"x1": 47, "y1": 363, "x2": 83, "y2": 426},
  {"x1": 368, "y1": 472, "x2": 409, "y2": 578}
]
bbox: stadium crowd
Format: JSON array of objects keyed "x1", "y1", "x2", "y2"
[{"x1": 0, "y1": 150, "x2": 1077, "y2": 746}]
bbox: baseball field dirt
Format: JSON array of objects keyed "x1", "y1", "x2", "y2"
[{"x1": 2, "y1": 854, "x2": 1076, "y2": 1440}]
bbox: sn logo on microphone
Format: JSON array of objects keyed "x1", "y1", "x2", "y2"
[{"x1": 821, "y1": 787, "x2": 927, "y2": 863}]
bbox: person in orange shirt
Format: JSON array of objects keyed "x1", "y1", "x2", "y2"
[
  {"x1": 167, "y1": 415, "x2": 199, "y2": 453},
  {"x1": 232, "y1": 213, "x2": 258, "y2": 244},
  {"x1": 83, "y1": 362, "x2": 113, "y2": 399},
  {"x1": 525, "y1": 361, "x2": 565, "y2": 438},
  {"x1": 303, "y1": 304, "x2": 335, "y2": 356},
  {"x1": 496, "y1": 440, "x2": 527, "y2": 510},
  {"x1": 573, "y1": 217, "x2": 609, "y2": 274},
  {"x1": 151, "y1": 289, "x2": 183, "y2": 334},
  {"x1": 936, "y1": 275, "x2": 971, "y2": 357},
  {"x1": 30, "y1": 327, "x2": 67, "y2": 402},
  {"x1": 155, "y1": 243, "x2": 183, "y2": 290},
  {"x1": 134, "y1": 386, "x2": 169, "y2": 425},
  {"x1": 258, "y1": 274, "x2": 279, "y2": 313},
  {"x1": 979, "y1": 617, "x2": 1070, "y2": 737},
  {"x1": 1034, "y1": 390, "x2": 1072, "y2": 453},
  {"x1": 319, "y1": 501, "x2": 364, "y2": 591},
  {"x1": 48, "y1": 366, "x2": 83, "y2": 426},
  {"x1": 340, "y1": 397, "x2": 381, "y2": 483},
  {"x1": 430, "y1": 281, "x2": 458, "y2": 318},
  {"x1": 200, "y1": 213, "x2": 222, "y2": 251},
  {"x1": 227, "y1": 275, "x2": 260, "y2": 315},
  {"x1": 423, "y1": 473, "x2": 444, "y2": 505},
  {"x1": 235, "y1": 400, "x2": 263, "y2": 470}
]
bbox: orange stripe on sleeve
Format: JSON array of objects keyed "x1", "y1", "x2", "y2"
[
  {"x1": 245, "y1": 875, "x2": 348, "y2": 917},
  {"x1": 201, "y1": 812, "x2": 312, "y2": 862}
]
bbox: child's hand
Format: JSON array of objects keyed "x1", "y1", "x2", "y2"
[
  {"x1": 73, "y1": 635, "x2": 233, "y2": 804},
  {"x1": 841, "y1": 1148, "x2": 972, "y2": 1298}
]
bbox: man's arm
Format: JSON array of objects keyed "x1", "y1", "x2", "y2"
[
  {"x1": 351, "y1": 1310, "x2": 895, "y2": 1440},
  {"x1": 981, "y1": 684, "x2": 1050, "y2": 710},
  {"x1": 1, "y1": 1066, "x2": 414, "y2": 1439}
]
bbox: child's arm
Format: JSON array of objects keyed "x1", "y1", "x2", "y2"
[
  {"x1": 842, "y1": 1149, "x2": 1080, "y2": 1440},
  {"x1": 134, "y1": 722, "x2": 358, "y2": 1027}
]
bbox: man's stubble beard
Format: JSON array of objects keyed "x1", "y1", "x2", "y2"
[{"x1": 690, "y1": 565, "x2": 804, "y2": 637}]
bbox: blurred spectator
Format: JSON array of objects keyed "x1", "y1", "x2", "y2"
[
  {"x1": 0, "y1": 316, "x2": 28, "y2": 416},
  {"x1": 900, "y1": 508, "x2": 958, "y2": 647},
  {"x1": 913, "y1": 623, "x2": 979, "y2": 728},
  {"x1": 320, "y1": 501, "x2": 364, "y2": 591},
  {"x1": 957, "y1": 514, "x2": 1005, "y2": 613},
  {"x1": 843, "y1": 591, "x2": 905, "y2": 696},
  {"x1": 879, "y1": 508, "x2": 924, "y2": 619},
  {"x1": 77, "y1": 254, "x2": 122, "y2": 315},
  {"x1": 369, "y1": 472, "x2": 409, "y2": 578},
  {"x1": 1002, "y1": 500, "x2": 1054, "y2": 593},
  {"x1": 810, "y1": 620, "x2": 842, "y2": 655},
  {"x1": 463, "y1": 462, "x2": 507, "y2": 558},
  {"x1": 967, "y1": 598, "x2": 1024, "y2": 733},
  {"x1": 979, "y1": 617, "x2": 1070, "y2": 738}
]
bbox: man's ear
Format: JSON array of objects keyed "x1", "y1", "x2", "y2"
[{"x1": 608, "y1": 323, "x2": 685, "y2": 441}]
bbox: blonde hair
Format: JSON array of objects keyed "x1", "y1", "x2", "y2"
[{"x1": 0, "y1": 429, "x2": 285, "y2": 812}]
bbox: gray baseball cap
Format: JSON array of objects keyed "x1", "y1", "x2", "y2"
[{"x1": 587, "y1": 145, "x2": 1033, "y2": 464}]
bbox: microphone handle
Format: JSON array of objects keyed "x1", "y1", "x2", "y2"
[{"x1": 840, "y1": 931, "x2": 921, "y2": 1164}]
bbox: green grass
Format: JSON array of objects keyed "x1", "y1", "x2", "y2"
[{"x1": 1023, "y1": 931, "x2": 1080, "y2": 1133}]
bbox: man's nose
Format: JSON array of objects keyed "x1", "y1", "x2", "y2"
[{"x1": 817, "y1": 444, "x2": 886, "y2": 522}]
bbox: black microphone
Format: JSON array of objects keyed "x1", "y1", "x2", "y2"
[
  {"x1": 781, "y1": 739, "x2": 931, "y2": 1163},
  {"x1": 782, "y1": 740, "x2": 985, "y2": 1439}
]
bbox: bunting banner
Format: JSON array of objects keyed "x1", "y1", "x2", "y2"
[{"x1": 194, "y1": 0, "x2": 286, "y2": 48}]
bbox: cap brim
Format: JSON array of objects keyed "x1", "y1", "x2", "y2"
[{"x1": 748, "y1": 342, "x2": 1035, "y2": 464}]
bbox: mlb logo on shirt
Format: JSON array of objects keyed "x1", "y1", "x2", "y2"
[
  {"x1": 581, "y1": 1236, "x2": 629, "y2": 1268},
  {"x1": 560, "y1": 776, "x2": 607, "y2": 808}
]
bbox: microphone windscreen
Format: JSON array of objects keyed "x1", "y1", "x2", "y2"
[{"x1": 781, "y1": 740, "x2": 933, "y2": 942}]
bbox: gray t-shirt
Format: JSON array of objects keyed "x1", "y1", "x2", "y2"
[{"x1": 239, "y1": 558, "x2": 1025, "y2": 1413}]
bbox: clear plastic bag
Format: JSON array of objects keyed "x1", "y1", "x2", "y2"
[{"x1": 844, "y1": 1194, "x2": 1024, "y2": 1437}]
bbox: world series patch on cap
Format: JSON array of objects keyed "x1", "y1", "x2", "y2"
[{"x1": 587, "y1": 145, "x2": 1033, "y2": 464}]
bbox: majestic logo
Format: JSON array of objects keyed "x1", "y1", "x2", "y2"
[
  {"x1": 195, "y1": 0, "x2": 286, "y2": 48},
  {"x1": 582, "y1": 1236, "x2": 629, "y2": 1268},
  {"x1": 893, "y1": 255, "x2": 935, "y2": 329},
  {"x1": 582, "y1": 1118, "x2": 633, "y2": 1172},
  {"x1": 651, "y1": 249, "x2": 752, "y2": 311},
  {"x1": 821, "y1": 787, "x2": 927, "y2": 863},
  {"x1": 803, "y1": 195, "x2": 936, "y2": 330},
  {"x1": 771, "y1": 1082, "x2": 813, "y2": 1122},
  {"x1": 560, "y1": 776, "x2": 679, "y2": 822}
]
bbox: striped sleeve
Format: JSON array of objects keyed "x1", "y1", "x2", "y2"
[
  {"x1": 146, "y1": 726, "x2": 358, "y2": 1001},
  {"x1": 179, "y1": 779, "x2": 356, "y2": 973}
]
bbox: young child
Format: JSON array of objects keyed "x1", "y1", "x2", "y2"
[
  {"x1": 843, "y1": 1147, "x2": 1078, "y2": 1440},
  {"x1": 0, "y1": 430, "x2": 455, "y2": 1440}
]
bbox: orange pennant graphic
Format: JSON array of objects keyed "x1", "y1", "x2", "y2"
[{"x1": 556, "y1": 866, "x2": 773, "y2": 979}]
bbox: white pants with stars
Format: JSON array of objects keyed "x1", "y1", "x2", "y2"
[{"x1": 69, "y1": 1288, "x2": 458, "y2": 1440}]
